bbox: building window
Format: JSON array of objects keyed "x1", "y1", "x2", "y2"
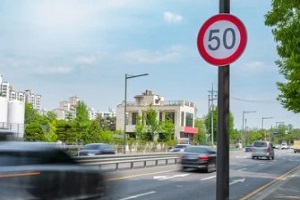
[
  {"x1": 165, "y1": 112, "x2": 175, "y2": 124},
  {"x1": 185, "y1": 113, "x2": 193, "y2": 127},
  {"x1": 132, "y1": 112, "x2": 137, "y2": 125},
  {"x1": 181, "y1": 112, "x2": 184, "y2": 126}
]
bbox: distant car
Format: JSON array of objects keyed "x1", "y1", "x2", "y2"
[
  {"x1": 169, "y1": 144, "x2": 190, "y2": 152},
  {"x1": 0, "y1": 141, "x2": 106, "y2": 199},
  {"x1": 273, "y1": 144, "x2": 280, "y2": 149},
  {"x1": 78, "y1": 143, "x2": 116, "y2": 156},
  {"x1": 252, "y1": 141, "x2": 274, "y2": 160},
  {"x1": 281, "y1": 143, "x2": 288, "y2": 150},
  {"x1": 245, "y1": 145, "x2": 252, "y2": 152},
  {"x1": 181, "y1": 145, "x2": 217, "y2": 173}
]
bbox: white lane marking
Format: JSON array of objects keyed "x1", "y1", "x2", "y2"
[
  {"x1": 201, "y1": 175, "x2": 216, "y2": 180},
  {"x1": 238, "y1": 168, "x2": 247, "y2": 171},
  {"x1": 153, "y1": 174, "x2": 190, "y2": 180},
  {"x1": 118, "y1": 191, "x2": 156, "y2": 200},
  {"x1": 229, "y1": 178, "x2": 246, "y2": 185}
]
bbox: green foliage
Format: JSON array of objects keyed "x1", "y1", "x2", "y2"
[
  {"x1": 194, "y1": 119, "x2": 207, "y2": 144},
  {"x1": 24, "y1": 122, "x2": 45, "y2": 141},
  {"x1": 145, "y1": 105, "x2": 160, "y2": 141},
  {"x1": 135, "y1": 115, "x2": 147, "y2": 140},
  {"x1": 25, "y1": 103, "x2": 42, "y2": 124},
  {"x1": 160, "y1": 119, "x2": 175, "y2": 142},
  {"x1": 265, "y1": 1, "x2": 300, "y2": 113},
  {"x1": 204, "y1": 107, "x2": 236, "y2": 143}
]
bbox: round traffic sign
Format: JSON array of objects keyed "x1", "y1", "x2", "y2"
[{"x1": 197, "y1": 14, "x2": 247, "y2": 66}]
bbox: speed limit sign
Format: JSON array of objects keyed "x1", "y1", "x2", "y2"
[{"x1": 197, "y1": 14, "x2": 247, "y2": 66}]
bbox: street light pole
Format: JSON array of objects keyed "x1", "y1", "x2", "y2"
[
  {"x1": 261, "y1": 117, "x2": 273, "y2": 141},
  {"x1": 123, "y1": 73, "x2": 149, "y2": 154},
  {"x1": 242, "y1": 111, "x2": 256, "y2": 144}
]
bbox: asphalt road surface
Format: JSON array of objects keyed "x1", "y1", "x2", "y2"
[{"x1": 103, "y1": 149, "x2": 300, "y2": 200}]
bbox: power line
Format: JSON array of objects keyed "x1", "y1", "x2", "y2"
[{"x1": 231, "y1": 96, "x2": 277, "y2": 104}]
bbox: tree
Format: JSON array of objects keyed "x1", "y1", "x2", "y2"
[
  {"x1": 194, "y1": 119, "x2": 207, "y2": 144},
  {"x1": 74, "y1": 101, "x2": 90, "y2": 143},
  {"x1": 265, "y1": 1, "x2": 300, "y2": 112},
  {"x1": 25, "y1": 103, "x2": 42, "y2": 124},
  {"x1": 204, "y1": 107, "x2": 236, "y2": 144},
  {"x1": 24, "y1": 122, "x2": 45, "y2": 141},
  {"x1": 145, "y1": 105, "x2": 160, "y2": 141},
  {"x1": 160, "y1": 119, "x2": 175, "y2": 142},
  {"x1": 135, "y1": 115, "x2": 147, "y2": 140}
]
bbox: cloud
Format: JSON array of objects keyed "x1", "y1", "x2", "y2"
[
  {"x1": 119, "y1": 46, "x2": 183, "y2": 64},
  {"x1": 163, "y1": 11, "x2": 183, "y2": 23}
]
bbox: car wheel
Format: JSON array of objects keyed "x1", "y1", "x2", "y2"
[
  {"x1": 252, "y1": 156, "x2": 255, "y2": 159},
  {"x1": 205, "y1": 164, "x2": 211, "y2": 173},
  {"x1": 181, "y1": 166, "x2": 187, "y2": 172}
]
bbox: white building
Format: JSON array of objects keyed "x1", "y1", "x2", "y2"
[
  {"x1": 0, "y1": 74, "x2": 10, "y2": 100},
  {"x1": 116, "y1": 90, "x2": 198, "y2": 144},
  {"x1": 24, "y1": 89, "x2": 42, "y2": 111},
  {"x1": 53, "y1": 96, "x2": 79, "y2": 120}
]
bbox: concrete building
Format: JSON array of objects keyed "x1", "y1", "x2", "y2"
[
  {"x1": 24, "y1": 89, "x2": 42, "y2": 111},
  {"x1": 52, "y1": 96, "x2": 79, "y2": 120},
  {"x1": 0, "y1": 74, "x2": 10, "y2": 100},
  {"x1": 116, "y1": 90, "x2": 198, "y2": 144}
]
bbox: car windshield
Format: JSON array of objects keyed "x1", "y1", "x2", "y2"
[
  {"x1": 82, "y1": 144, "x2": 100, "y2": 150},
  {"x1": 253, "y1": 142, "x2": 267, "y2": 147},
  {"x1": 174, "y1": 145, "x2": 188, "y2": 149},
  {"x1": 184, "y1": 146, "x2": 209, "y2": 153}
]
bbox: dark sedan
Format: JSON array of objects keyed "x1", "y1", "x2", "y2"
[
  {"x1": 245, "y1": 145, "x2": 252, "y2": 152},
  {"x1": 181, "y1": 145, "x2": 217, "y2": 173},
  {"x1": 78, "y1": 143, "x2": 116, "y2": 156},
  {"x1": 0, "y1": 142, "x2": 107, "y2": 199}
]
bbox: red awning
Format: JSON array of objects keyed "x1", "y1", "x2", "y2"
[{"x1": 183, "y1": 127, "x2": 198, "y2": 134}]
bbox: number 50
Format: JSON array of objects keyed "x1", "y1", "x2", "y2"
[{"x1": 208, "y1": 28, "x2": 236, "y2": 51}]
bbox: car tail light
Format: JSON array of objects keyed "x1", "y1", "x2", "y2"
[{"x1": 199, "y1": 155, "x2": 209, "y2": 161}]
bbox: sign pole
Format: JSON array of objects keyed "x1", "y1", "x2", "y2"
[{"x1": 217, "y1": 0, "x2": 230, "y2": 200}]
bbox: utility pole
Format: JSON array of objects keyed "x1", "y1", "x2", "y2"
[{"x1": 208, "y1": 83, "x2": 217, "y2": 146}]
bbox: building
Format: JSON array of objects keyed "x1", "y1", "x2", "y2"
[
  {"x1": 52, "y1": 96, "x2": 79, "y2": 120},
  {"x1": 0, "y1": 74, "x2": 10, "y2": 100},
  {"x1": 24, "y1": 89, "x2": 42, "y2": 111},
  {"x1": 116, "y1": 90, "x2": 198, "y2": 144}
]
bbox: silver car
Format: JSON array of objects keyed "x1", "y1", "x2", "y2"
[{"x1": 251, "y1": 141, "x2": 275, "y2": 160}]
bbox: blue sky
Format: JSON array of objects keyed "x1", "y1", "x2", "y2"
[{"x1": 0, "y1": 0, "x2": 298, "y2": 130}]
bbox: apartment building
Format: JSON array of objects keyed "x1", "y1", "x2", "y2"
[
  {"x1": 0, "y1": 74, "x2": 10, "y2": 99},
  {"x1": 24, "y1": 89, "x2": 42, "y2": 111},
  {"x1": 116, "y1": 90, "x2": 198, "y2": 144},
  {"x1": 52, "y1": 96, "x2": 79, "y2": 120}
]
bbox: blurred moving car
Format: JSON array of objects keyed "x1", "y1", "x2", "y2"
[
  {"x1": 281, "y1": 142, "x2": 288, "y2": 150},
  {"x1": 169, "y1": 144, "x2": 190, "y2": 152},
  {"x1": 77, "y1": 143, "x2": 116, "y2": 156},
  {"x1": 245, "y1": 145, "x2": 252, "y2": 152},
  {"x1": 181, "y1": 145, "x2": 217, "y2": 173},
  {"x1": 251, "y1": 141, "x2": 274, "y2": 160},
  {"x1": 0, "y1": 142, "x2": 106, "y2": 199}
]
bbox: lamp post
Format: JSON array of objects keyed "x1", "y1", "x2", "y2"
[
  {"x1": 123, "y1": 73, "x2": 149, "y2": 154},
  {"x1": 262, "y1": 117, "x2": 273, "y2": 141},
  {"x1": 242, "y1": 111, "x2": 256, "y2": 144}
]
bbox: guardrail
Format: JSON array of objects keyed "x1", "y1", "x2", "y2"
[{"x1": 74, "y1": 153, "x2": 181, "y2": 171}]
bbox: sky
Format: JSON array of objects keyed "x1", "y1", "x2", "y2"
[{"x1": 0, "y1": 0, "x2": 299, "y2": 130}]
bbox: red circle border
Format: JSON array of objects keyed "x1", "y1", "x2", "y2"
[{"x1": 197, "y1": 14, "x2": 247, "y2": 67}]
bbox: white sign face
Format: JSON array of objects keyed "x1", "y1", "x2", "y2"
[
  {"x1": 197, "y1": 14, "x2": 247, "y2": 66},
  {"x1": 203, "y1": 20, "x2": 241, "y2": 59}
]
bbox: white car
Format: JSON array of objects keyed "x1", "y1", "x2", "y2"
[{"x1": 281, "y1": 143, "x2": 288, "y2": 149}]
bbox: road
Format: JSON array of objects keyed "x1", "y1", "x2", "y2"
[{"x1": 103, "y1": 149, "x2": 300, "y2": 200}]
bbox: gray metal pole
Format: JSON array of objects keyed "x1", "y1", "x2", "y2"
[
  {"x1": 217, "y1": 0, "x2": 230, "y2": 200},
  {"x1": 123, "y1": 74, "x2": 128, "y2": 154}
]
